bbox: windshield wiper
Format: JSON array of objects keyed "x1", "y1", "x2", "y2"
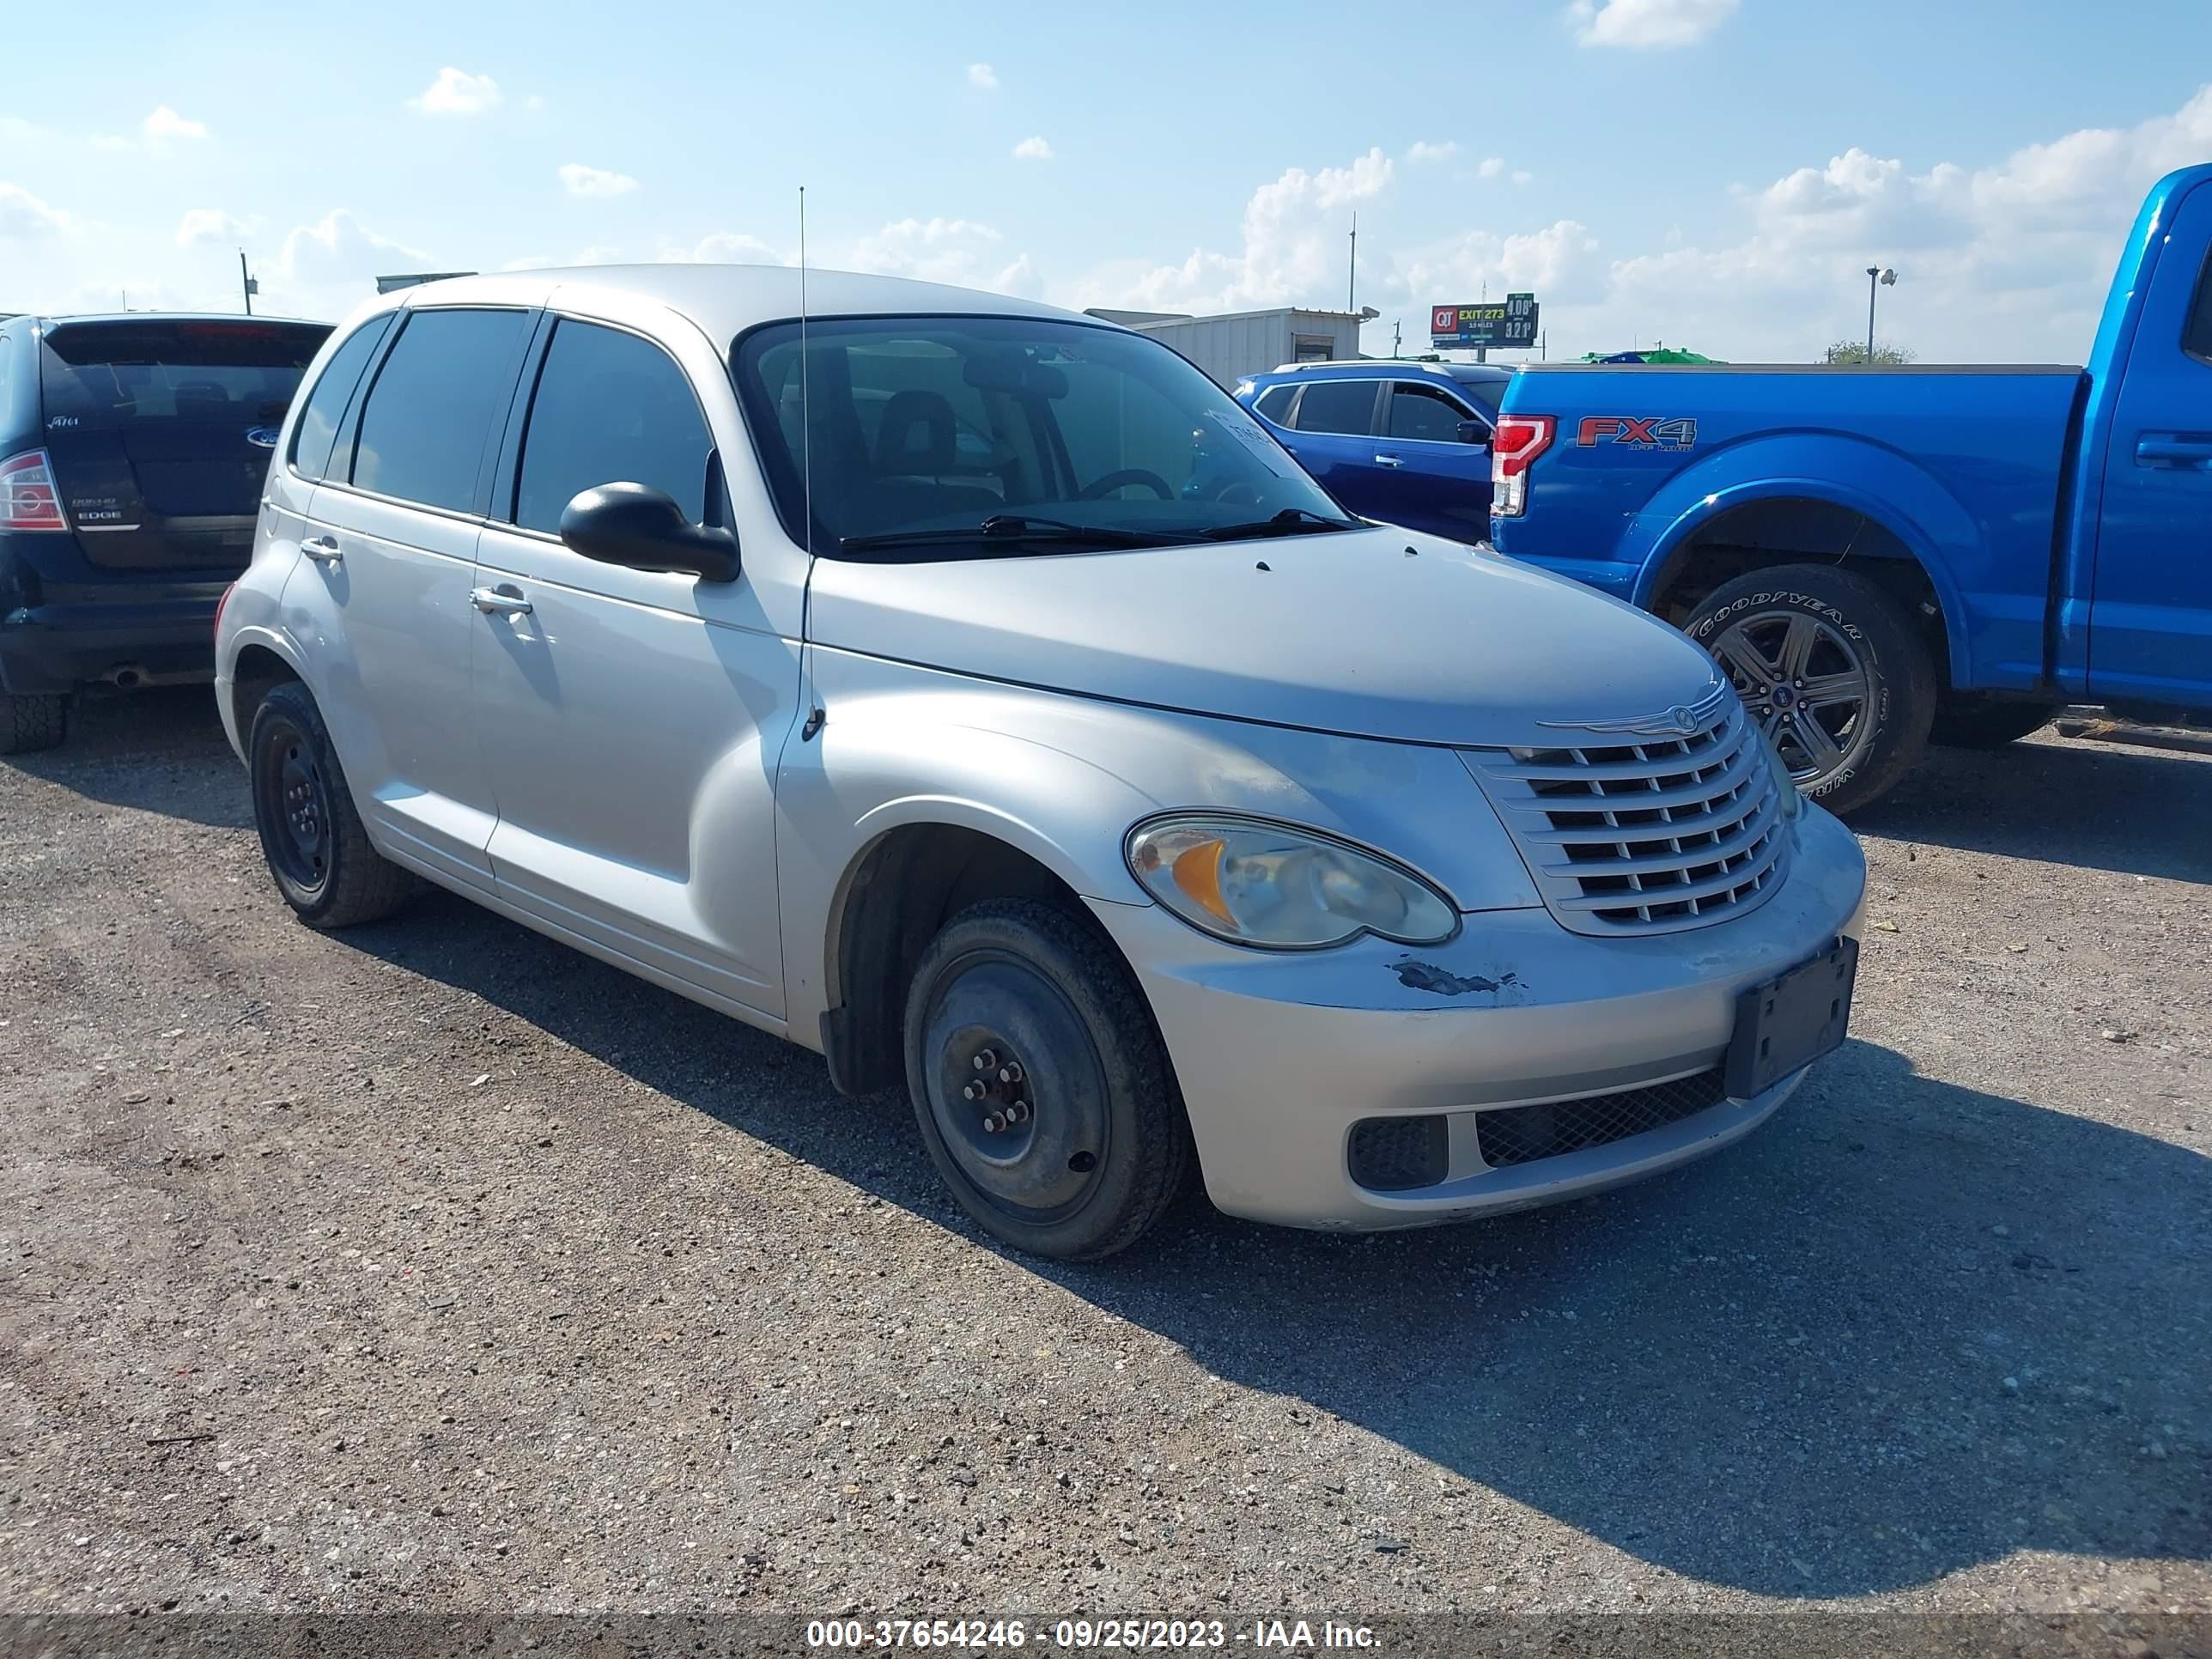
[
  {"x1": 841, "y1": 514, "x2": 1188, "y2": 554},
  {"x1": 1198, "y1": 507, "x2": 1361, "y2": 542}
]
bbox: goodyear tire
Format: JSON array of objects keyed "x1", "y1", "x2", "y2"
[{"x1": 1684, "y1": 563, "x2": 1936, "y2": 816}]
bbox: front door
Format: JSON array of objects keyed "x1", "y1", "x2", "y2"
[
  {"x1": 1377, "y1": 380, "x2": 1493, "y2": 544},
  {"x1": 2089, "y1": 178, "x2": 2212, "y2": 709},
  {"x1": 471, "y1": 313, "x2": 800, "y2": 1018}
]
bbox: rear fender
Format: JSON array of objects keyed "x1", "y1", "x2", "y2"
[{"x1": 1622, "y1": 434, "x2": 1978, "y2": 687}]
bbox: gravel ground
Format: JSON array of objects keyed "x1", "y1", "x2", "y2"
[{"x1": 1, "y1": 688, "x2": 2206, "y2": 1621}]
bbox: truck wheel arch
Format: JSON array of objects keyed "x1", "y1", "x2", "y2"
[{"x1": 1632, "y1": 477, "x2": 1973, "y2": 692}]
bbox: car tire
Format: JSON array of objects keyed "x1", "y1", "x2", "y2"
[
  {"x1": 1927, "y1": 695, "x2": 2055, "y2": 750},
  {"x1": 0, "y1": 692, "x2": 69, "y2": 756},
  {"x1": 1684, "y1": 563, "x2": 1936, "y2": 816},
  {"x1": 902, "y1": 897, "x2": 1192, "y2": 1261},
  {"x1": 247, "y1": 681, "x2": 416, "y2": 929}
]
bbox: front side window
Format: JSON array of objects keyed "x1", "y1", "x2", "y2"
[
  {"x1": 1387, "y1": 382, "x2": 1478, "y2": 443},
  {"x1": 1289, "y1": 379, "x2": 1380, "y2": 435},
  {"x1": 734, "y1": 315, "x2": 1352, "y2": 557},
  {"x1": 514, "y1": 320, "x2": 712, "y2": 533},
  {"x1": 290, "y1": 315, "x2": 394, "y2": 481},
  {"x1": 351, "y1": 307, "x2": 532, "y2": 513},
  {"x1": 39, "y1": 319, "x2": 327, "y2": 431},
  {"x1": 2185, "y1": 249, "x2": 2212, "y2": 365}
]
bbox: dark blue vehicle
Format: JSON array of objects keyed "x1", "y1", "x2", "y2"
[
  {"x1": 1230, "y1": 361, "x2": 1510, "y2": 544},
  {"x1": 0, "y1": 313, "x2": 330, "y2": 752},
  {"x1": 1491, "y1": 164, "x2": 2212, "y2": 813}
]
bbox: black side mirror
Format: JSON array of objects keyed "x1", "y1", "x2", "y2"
[
  {"x1": 560, "y1": 483, "x2": 738, "y2": 582},
  {"x1": 1456, "y1": 420, "x2": 1492, "y2": 448}
]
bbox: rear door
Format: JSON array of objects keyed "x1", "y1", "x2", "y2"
[
  {"x1": 1377, "y1": 380, "x2": 1492, "y2": 543},
  {"x1": 285, "y1": 305, "x2": 534, "y2": 887},
  {"x1": 1279, "y1": 377, "x2": 1387, "y2": 511},
  {"x1": 36, "y1": 319, "x2": 327, "y2": 574},
  {"x1": 2089, "y1": 180, "x2": 2212, "y2": 708}
]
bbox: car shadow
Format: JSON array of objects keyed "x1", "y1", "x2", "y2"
[
  {"x1": 343, "y1": 890, "x2": 2210, "y2": 1599},
  {"x1": 1854, "y1": 733, "x2": 2209, "y2": 884},
  {"x1": 2, "y1": 685, "x2": 246, "y2": 831}
]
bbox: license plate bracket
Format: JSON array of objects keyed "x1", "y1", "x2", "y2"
[{"x1": 1724, "y1": 936, "x2": 1858, "y2": 1098}]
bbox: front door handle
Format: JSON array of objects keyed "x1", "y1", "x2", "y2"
[
  {"x1": 1374, "y1": 454, "x2": 1404, "y2": 468},
  {"x1": 301, "y1": 536, "x2": 343, "y2": 566},
  {"x1": 471, "y1": 585, "x2": 533, "y2": 617},
  {"x1": 2135, "y1": 434, "x2": 2212, "y2": 468}
]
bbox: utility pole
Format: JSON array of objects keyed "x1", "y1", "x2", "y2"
[
  {"x1": 1346, "y1": 212, "x2": 1357, "y2": 313},
  {"x1": 1864, "y1": 265, "x2": 1896, "y2": 362},
  {"x1": 240, "y1": 249, "x2": 258, "y2": 316},
  {"x1": 1391, "y1": 318, "x2": 1401, "y2": 360}
]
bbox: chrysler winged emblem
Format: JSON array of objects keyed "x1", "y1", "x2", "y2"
[{"x1": 1538, "y1": 679, "x2": 1730, "y2": 739}]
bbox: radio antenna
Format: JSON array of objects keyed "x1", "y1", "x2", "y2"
[{"x1": 799, "y1": 185, "x2": 812, "y2": 559}]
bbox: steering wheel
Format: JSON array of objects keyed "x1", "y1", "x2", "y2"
[{"x1": 1076, "y1": 468, "x2": 1174, "y2": 501}]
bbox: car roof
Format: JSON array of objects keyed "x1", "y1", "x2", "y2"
[
  {"x1": 1255, "y1": 359, "x2": 1512, "y2": 384},
  {"x1": 364, "y1": 264, "x2": 1085, "y2": 340},
  {"x1": 26, "y1": 312, "x2": 331, "y2": 329}
]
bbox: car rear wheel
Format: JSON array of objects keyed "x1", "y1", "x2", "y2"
[
  {"x1": 1684, "y1": 563, "x2": 1936, "y2": 816},
  {"x1": 1927, "y1": 695, "x2": 2055, "y2": 749},
  {"x1": 902, "y1": 897, "x2": 1192, "y2": 1261},
  {"x1": 0, "y1": 692, "x2": 68, "y2": 756},
  {"x1": 248, "y1": 681, "x2": 416, "y2": 928}
]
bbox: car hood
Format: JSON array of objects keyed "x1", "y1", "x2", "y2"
[{"x1": 805, "y1": 526, "x2": 1725, "y2": 750}]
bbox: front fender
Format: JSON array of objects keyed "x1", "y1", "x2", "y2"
[{"x1": 1622, "y1": 434, "x2": 1978, "y2": 686}]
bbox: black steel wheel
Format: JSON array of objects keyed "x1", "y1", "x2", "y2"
[
  {"x1": 247, "y1": 681, "x2": 416, "y2": 928},
  {"x1": 1684, "y1": 562, "x2": 1936, "y2": 815},
  {"x1": 902, "y1": 898, "x2": 1191, "y2": 1261}
]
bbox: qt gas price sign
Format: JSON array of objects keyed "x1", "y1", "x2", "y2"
[{"x1": 1431, "y1": 294, "x2": 1539, "y2": 349}]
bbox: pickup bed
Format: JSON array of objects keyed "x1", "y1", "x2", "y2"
[{"x1": 1490, "y1": 164, "x2": 2212, "y2": 812}]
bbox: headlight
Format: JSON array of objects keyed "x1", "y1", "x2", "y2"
[
  {"x1": 1758, "y1": 726, "x2": 1804, "y2": 820},
  {"x1": 1125, "y1": 815, "x2": 1458, "y2": 950}
]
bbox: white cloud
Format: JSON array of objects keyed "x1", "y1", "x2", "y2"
[
  {"x1": 1012, "y1": 135, "x2": 1054, "y2": 161},
  {"x1": 410, "y1": 67, "x2": 502, "y2": 115},
  {"x1": 1478, "y1": 156, "x2": 1507, "y2": 179},
  {"x1": 1407, "y1": 141, "x2": 1459, "y2": 165},
  {"x1": 525, "y1": 94, "x2": 545, "y2": 112},
  {"x1": 845, "y1": 216, "x2": 1041, "y2": 297},
  {"x1": 1065, "y1": 147, "x2": 1394, "y2": 316},
  {"x1": 1389, "y1": 221, "x2": 1606, "y2": 311},
  {"x1": 967, "y1": 62, "x2": 998, "y2": 89},
  {"x1": 266, "y1": 210, "x2": 431, "y2": 319},
  {"x1": 143, "y1": 106, "x2": 210, "y2": 141},
  {"x1": 175, "y1": 208, "x2": 251, "y2": 247},
  {"x1": 0, "y1": 182, "x2": 75, "y2": 239},
  {"x1": 670, "y1": 231, "x2": 787, "y2": 264},
  {"x1": 559, "y1": 163, "x2": 638, "y2": 199},
  {"x1": 1513, "y1": 170, "x2": 1534, "y2": 185},
  {"x1": 1571, "y1": 0, "x2": 1738, "y2": 49}
]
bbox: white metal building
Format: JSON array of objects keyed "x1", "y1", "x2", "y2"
[{"x1": 1085, "y1": 306, "x2": 1376, "y2": 387}]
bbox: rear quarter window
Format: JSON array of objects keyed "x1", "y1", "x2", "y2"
[
  {"x1": 39, "y1": 320, "x2": 328, "y2": 431},
  {"x1": 289, "y1": 315, "x2": 395, "y2": 482}
]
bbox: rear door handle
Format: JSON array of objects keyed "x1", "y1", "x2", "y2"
[
  {"x1": 2135, "y1": 434, "x2": 2212, "y2": 467},
  {"x1": 301, "y1": 536, "x2": 343, "y2": 565},
  {"x1": 1374, "y1": 454, "x2": 1404, "y2": 467},
  {"x1": 471, "y1": 585, "x2": 533, "y2": 617}
]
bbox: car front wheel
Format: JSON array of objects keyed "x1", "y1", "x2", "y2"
[{"x1": 902, "y1": 898, "x2": 1191, "y2": 1261}]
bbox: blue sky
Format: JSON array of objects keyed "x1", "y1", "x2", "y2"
[{"x1": 5, "y1": 0, "x2": 2212, "y2": 362}]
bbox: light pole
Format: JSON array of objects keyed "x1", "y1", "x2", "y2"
[{"x1": 1864, "y1": 265, "x2": 1896, "y2": 362}]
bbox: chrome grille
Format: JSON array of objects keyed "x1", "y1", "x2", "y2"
[{"x1": 1466, "y1": 696, "x2": 1789, "y2": 936}]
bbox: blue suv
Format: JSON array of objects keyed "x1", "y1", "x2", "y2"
[{"x1": 1231, "y1": 361, "x2": 1510, "y2": 544}]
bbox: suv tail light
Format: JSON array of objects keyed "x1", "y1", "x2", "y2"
[
  {"x1": 0, "y1": 449, "x2": 66, "y2": 532},
  {"x1": 1489, "y1": 415, "x2": 1555, "y2": 519}
]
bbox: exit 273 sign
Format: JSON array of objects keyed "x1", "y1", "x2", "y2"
[{"x1": 1431, "y1": 294, "x2": 1539, "y2": 348}]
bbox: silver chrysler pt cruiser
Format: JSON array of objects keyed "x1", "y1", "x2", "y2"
[{"x1": 216, "y1": 265, "x2": 1867, "y2": 1260}]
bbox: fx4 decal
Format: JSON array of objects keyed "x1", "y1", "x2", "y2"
[{"x1": 1577, "y1": 416, "x2": 1698, "y2": 450}]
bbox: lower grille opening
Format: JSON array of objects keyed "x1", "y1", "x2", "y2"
[
  {"x1": 1347, "y1": 1115, "x2": 1449, "y2": 1193},
  {"x1": 1474, "y1": 1069, "x2": 1730, "y2": 1169}
]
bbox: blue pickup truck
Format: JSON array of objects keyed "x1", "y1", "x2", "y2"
[{"x1": 1490, "y1": 164, "x2": 2212, "y2": 813}]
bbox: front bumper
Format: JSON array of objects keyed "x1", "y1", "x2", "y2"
[{"x1": 1087, "y1": 805, "x2": 1866, "y2": 1230}]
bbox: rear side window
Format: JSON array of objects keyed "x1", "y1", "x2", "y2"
[
  {"x1": 1253, "y1": 384, "x2": 1297, "y2": 424},
  {"x1": 1449, "y1": 374, "x2": 1508, "y2": 418},
  {"x1": 289, "y1": 315, "x2": 394, "y2": 481},
  {"x1": 1290, "y1": 379, "x2": 1379, "y2": 435},
  {"x1": 351, "y1": 308, "x2": 532, "y2": 513},
  {"x1": 38, "y1": 319, "x2": 327, "y2": 432},
  {"x1": 514, "y1": 320, "x2": 712, "y2": 533},
  {"x1": 1387, "y1": 382, "x2": 1477, "y2": 442},
  {"x1": 2185, "y1": 251, "x2": 2212, "y2": 365}
]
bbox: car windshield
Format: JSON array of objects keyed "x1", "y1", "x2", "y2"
[{"x1": 733, "y1": 314, "x2": 1353, "y2": 556}]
